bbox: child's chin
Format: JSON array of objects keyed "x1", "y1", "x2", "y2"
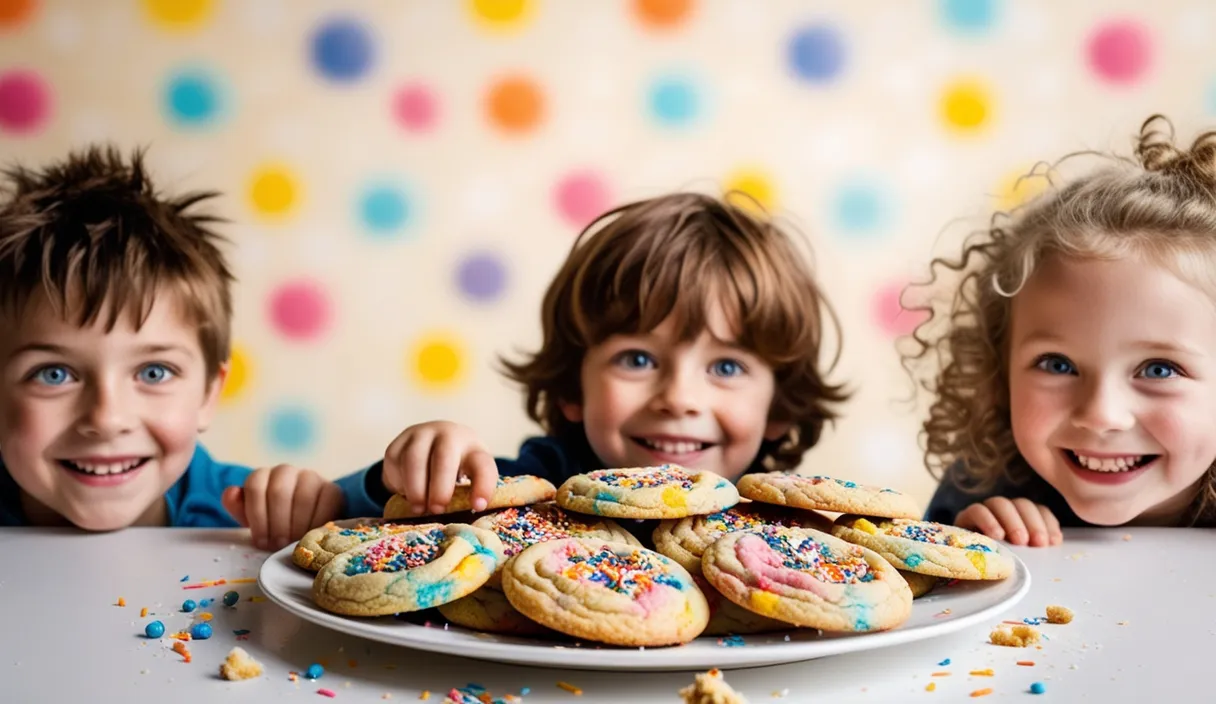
[
  {"x1": 65, "y1": 507, "x2": 144, "y2": 532},
  {"x1": 1064, "y1": 501, "x2": 1135, "y2": 527}
]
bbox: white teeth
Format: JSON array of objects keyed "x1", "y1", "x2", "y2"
[
  {"x1": 641, "y1": 439, "x2": 707, "y2": 455},
  {"x1": 1072, "y1": 453, "x2": 1144, "y2": 473},
  {"x1": 67, "y1": 459, "x2": 142, "y2": 475}
]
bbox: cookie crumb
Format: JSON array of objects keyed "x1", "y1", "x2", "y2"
[
  {"x1": 989, "y1": 624, "x2": 1041, "y2": 647},
  {"x1": 679, "y1": 668, "x2": 749, "y2": 704},
  {"x1": 1046, "y1": 605, "x2": 1073, "y2": 624},
  {"x1": 1117, "y1": 620, "x2": 1129, "y2": 626},
  {"x1": 1122, "y1": 534, "x2": 1132, "y2": 541},
  {"x1": 219, "y1": 647, "x2": 263, "y2": 681}
]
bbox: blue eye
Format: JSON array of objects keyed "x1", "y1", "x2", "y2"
[
  {"x1": 33, "y1": 365, "x2": 75, "y2": 386},
  {"x1": 1034, "y1": 354, "x2": 1076, "y2": 375},
  {"x1": 710, "y1": 359, "x2": 745, "y2": 377},
  {"x1": 138, "y1": 364, "x2": 175, "y2": 384},
  {"x1": 1140, "y1": 361, "x2": 1180, "y2": 380},
  {"x1": 616, "y1": 351, "x2": 655, "y2": 370}
]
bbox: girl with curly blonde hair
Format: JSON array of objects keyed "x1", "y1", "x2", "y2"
[{"x1": 910, "y1": 115, "x2": 1216, "y2": 546}]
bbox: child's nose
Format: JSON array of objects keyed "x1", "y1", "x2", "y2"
[
  {"x1": 77, "y1": 384, "x2": 135, "y2": 438},
  {"x1": 653, "y1": 369, "x2": 705, "y2": 416},
  {"x1": 1071, "y1": 378, "x2": 1134, "y2": 434}
]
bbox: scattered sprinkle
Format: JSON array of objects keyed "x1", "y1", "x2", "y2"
[
  {"x1": 926, "y1": 682, "x2": 936, "y2": 692},
  {"x1": 116, "y1": 597, "x2": 126, "y2": 607},
  {"x1": 180, "y1": 575, "x2": 189, "y2": 582},
  {"x1": 140, "y1": 607, "x2": 148, "y2": 618},
  {"x1": 233, "y1": 629, "x2": 251, "y2": 636},
  {"x1": 520, "y1": 689, "x2": 530, "y2": 696},
  {"x1": 289, "y1": 672, "x2": 300, "y2": 682},
  {"x1": 931, "y1": 672, "x2": 951, "y2": 677},
  {"x1": 1117, "y1": 620, "x2": 1129, "y2": 626},
  {"x1": 1046, "y1": 605, "x2": 1074, "y2": 624},
  {"x1": 557, "y1": 681, "x2": 583, "y2": 695},
  {"x1": 970, "y1": 688, "x2": 993, "y2": 698},
  {"x1": 144, "y1": 621, "x2": 165, "y2": 638},
  {"x1": 200, "y1": 598, "x2": 213, "y2": 607},
  {"x1": 223, "y1": 590, "x2": 240, "y2": 607},
  {"x1": 969, "y1": 669, "x2": 994, "y2": 677},
  {"x1": 171, "y1": 631, "x2": 191, "y2": 641},
  {"x1": 1030, "y1": 682, "x2": 1046, "y2": 695},
  {"x1": 171, "y1": 641, "x2": 192, "y2": 663},
  {"x1": 418, "y1": 692, "x2": 429, "y2": 700},
  {"x1": 306, "y1": 663, "x2": 325, "y2": 680},
  {"x1": 190, "y1": 623, "x2": 213, "y2": 640},
  {"x1": 718, "y1": 635, "x2": 746, "y2": 647},
  {"x1": 771, "y1": 689, "x2": 789, "y2": 698},
  {"x1": 250, "y1": 596, "x2": 268, "y2": 603},
  {"x1": 938, "y1": 658, "x2": 952, "y2": 666},
  {"x1": 382, "y1": 695, "x2": 391, "y2": 700},
  {"x1": 934, "y1": 608, "x2": 952, "y2": 618},
  {"x1": 1017, "y1": 661, "x2": 1035, "y2": 667},
  {"x1": 199, "y1": 613, "x2": 214, "y2": 622},
  {"x1": 317, "y1": 689, "x2": 336, "y2": 698},
  {"x1": 181, "y1": 600, "x2": 197, "y2": 613}
]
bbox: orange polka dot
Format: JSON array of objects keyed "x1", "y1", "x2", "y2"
[
  {"x1": 0, "y1": 0, "x2": 36, "y2": 28},
  {"x1": 485, "y1": 75, "x2": 544, "y2": 135},
  {"x1": 632, "y1": 0, "x2": 694, "y2": 29}
]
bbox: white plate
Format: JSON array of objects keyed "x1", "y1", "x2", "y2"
[{"x1": 259, "y1": 545, "x2": 1030, "y2": 672}]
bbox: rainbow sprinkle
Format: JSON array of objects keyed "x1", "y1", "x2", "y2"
[
  {"x1": 344, "y1": 528, "x2": 446, "y2": 576},
  {"x1": 703, "y1": 507, "x2": 810, "y2": 535},
  {"x1": 443, "y1": 683, "x2": 523, "y2": 703},
  {"x1": 559, "y1": 545, "x2": 683, "y2": 598},
  {"x1": 486, "y1": 505, "x2": 603, "y2": 556},
  {"x1": 862, "y1": 519, "x2": 994, "y2": 552},
  {"x1": 756, "y1": 527, "x2": 874, "y2": 583},
  {"x1": 590, "y1": 466, "x2": 694, "y2": 490}
]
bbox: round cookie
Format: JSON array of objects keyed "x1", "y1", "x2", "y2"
[
  {"x1": 472, "y1": 502, "x2": 641, "y2": 588},
  {"x1": 312, "y1": 524, "x2": 505, "y2": 616},
  {"x1": 502, "y1": 538, "x2": 709, "y2": 646},
  {"x1": 737, "y1": 472, "x2": 920, "y2": 519},
  {"x1": 694, "y1": 575, "x2": 791, "y2": 636},
  {"x1": 293, "y1": 519, "x2": 442, "y2": 572},
  {"x1": 899, "y1": 570, "x2": 940, "y2": 599},
  {"x1": 653, "y1": 503, "x2": 831, "y2": 574},
  {"x1": 702, "y1": 526, "x2": 912, "y2": 632},
  {"x1": 556, "y1": 465, "x2": 739, "y2": 519},
  {"x1": 437, "y1": 586, "x2": 552, "y2": 636},
  {"x1": 831, "y1": 516, "x2": 1013, "y2": 580},
  {"x1": 383, "y1": 474, "x2": 556, "y2": 519}
]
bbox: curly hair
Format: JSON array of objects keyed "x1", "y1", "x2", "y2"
[
  {"x1": 905, "y1": 114, "x2": 1216, "y2": 525},
  {"x1": 0, "y1": 145, "x2": 233, "y2": 379},
  {"x1": 501, "y1": 191, "x2": 849, "y2": 471}
]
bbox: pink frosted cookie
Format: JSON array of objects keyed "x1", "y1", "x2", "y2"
[
  {"x1": 737, "y1": 472, "x2": 920, "y2": 519},
  {"x1": 653, "y1": 503, "x2": 831, "y2": 574},
  {"x1": 556, "y1": 465, "x2": 739, "y2": 519},
  {"x1": 502, "y1": 538, "x2": 710, "y2": 646},
  {"x1": 701, "y1": 526, "x2": 912, "y2": 632},
  {"x1": 383, "y1": 474, "x2": 556, "y2": 518}
]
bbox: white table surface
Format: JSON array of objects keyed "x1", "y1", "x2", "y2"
[{"x1": 0, "y1": 526, "x2": 1208, "y2": 703}]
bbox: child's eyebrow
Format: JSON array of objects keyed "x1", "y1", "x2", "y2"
[
  {"x1": 6, "y1": 342, "x2": 70, "y2": 360},
  {"x1": 131, "y1": 343, "x2": 198, "y2": 359},
  {"x1": 1126, "y1": 339, "x2": 1204, "y2": 357}
]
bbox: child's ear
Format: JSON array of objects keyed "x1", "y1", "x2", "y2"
[
  {"x1": 764, "y1": 420, "x2": 792, "y2": 442},
  {"x1": 559, "y1": 399, "x2": 584, "y2": 423},
  {"x1": 198, "y1": 362, "x2": 230, "y2": 433}
]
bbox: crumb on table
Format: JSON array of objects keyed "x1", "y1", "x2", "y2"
[
  {"x1": 219, "y1": 647, "x2": 264, "y2": 681},
  {"x1": 1046, "y1": 605, "x2": 1073, "y2": 624},
  {"x1": 989, "y1": 624, "x2": 1041, "y2": 647},
  {"x1": 679, "y1": 668, "x2": 750, "y2": 704}
]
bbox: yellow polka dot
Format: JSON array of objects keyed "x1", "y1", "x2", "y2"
[
  {"x1": 469, "y1": 0, "x2": 532, "y2": 28},
  {"x1": 142, "y1": 0, "x2": 214, "y2": 30},
  {"x1": 724, "y1": 168, "x2": 777, "y2": 213},
  {"x1": 749, "y1": 589, "x2": 780, "y2": 615},
  {"x1": 995, "y1": 165, "x2": 1050, "y2": 211},
  {"x1": 220, "y1": 345, "x2": 250, "y2": 403},
  {"x1": 940, "y1": 79, "x2": 992, "y2": 133},
  {"x1": 411, "y1": 334, "x2": 466, "y2": 390},
  {"x1": 661, "y1": 485, "x2": 687, "y2": 510},
  {"x1": 248, "y1": 165, "x2": 299, "y2": 218}
]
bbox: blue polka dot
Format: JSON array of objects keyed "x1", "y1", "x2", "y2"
[
  {"x1": 163, "y1": 68, "x2": 224, "y2": 128},
  {"x1": 311, "y1": 17, "x2": 375, "y2": 83},
  {"x1": 648, "y1": 74, "x2": 702, "y2": 127},
  {"x1": 833, "y1": 180, "x2": 892, "y2": 236},
  {"x1": 788, "y1": 24, "x2": 846, "y2": 84},
  {"x1": 359, "y1": 183, "x2": 412, "y2": 237},
  {"x1": 940, "y1": 0, "x2": 1000, "y2": 34},
  {"x1": 266, "y1": 406, "x2": 316, "y2": 453}
]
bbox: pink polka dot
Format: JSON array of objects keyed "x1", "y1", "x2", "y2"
[
  {"x1": 554, "y1": 170, "x2": 611, "y2": 229},
  {"x1": 1087, "y1": 19, "x2": 1152, "y2": 85},
  {"x1": 393, "y1": 83, "x2": 438, "y2": 133},
  {"x1": 0, "y1": 70, "x2": 51, "y2": 134},
  {"x1": 871, "y1": 282, "x2": 928, "y2": 337},
  {"x1": 268, "y1": 280, "x2": 331, "y2": 341}
]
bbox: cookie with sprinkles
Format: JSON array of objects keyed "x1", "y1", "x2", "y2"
[
  {"x1": 312, "y1": 524, "x2": 505, "y2": 616},
  {"x1": 899, "y1": 569, "x2": 940, "y2": 599},
  {"x1": 653, "y1": 502, "x2": 831, "y2": 574},
  {"x1": 503, "y1": 538, "x2": 710, "y2": 646},
  {"x1": 293, "y1": 519, "x2": 442, "y2": 572},
  {"x1": 693, "y1": 574, "x2": 791, "y2": 636},
  {"x1": 831, "y1": 516, "x2": 1013, "y2": 580},
  {"x1": 472, "y1": 502, "x2": 641, "y2": 588},
  {"x1": 702, "y1": 526, "x2": 912, "y2": 632},
  {"x1": 382, "y1": 474, "x2": 557, "y2": 519},
  {"x1": 737, "y1": 472, "x2": 920, "y2": 519},
  {"x1": 556, "y1": 465, "x2": 739, "y2": 519},
  {"x1": 437, "y1": 586, "x2": 552, "y2": 636}
]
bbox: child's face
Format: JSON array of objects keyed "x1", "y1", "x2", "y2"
[
  {"x1": 0, "y1": 292, "x2": 226, "y2": 530},
  {"x1": 560, "y1": 301, "x2": 788, "y2": 481},
  {"x1": 1007, "y1": 254, "x2": 1216, "y2": 525}
]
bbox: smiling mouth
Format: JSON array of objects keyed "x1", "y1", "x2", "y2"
[
  {"x1": 1064, "y1": 450, "x2": 1157, "y2": 473},
  {"x1": 633, "y1": 437, "x2": 714, "y2": 455},
  {"x1": 58, "y1": 458, "x2": 150, "y2": 476}
]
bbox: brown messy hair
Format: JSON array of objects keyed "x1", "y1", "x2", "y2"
[
  {"x1": 905, "y1": 115, "x2": 1216, "y2": 525},
  {"x1": 0, "y1": 145, "x2": 234, "y2": 380},
  {"x1": 501, "y1": 191, "x2": 849, "y2": 472}
]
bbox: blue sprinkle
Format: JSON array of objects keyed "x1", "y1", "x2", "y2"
[
  {"x1": 938, "y1": 658, "x2": 951, "y2": 666},
  {"x1": 520, "y1": 688, "x2": 531, "y2": 695},
  {"x1": 904, "y1": 554, "x2": 923, "y2": 568},
  {"x1": 595, "y1": 491, "x2": 619, "y2": 503},
  {"x1": 190, "y1": 622, "x2": 213, "y2": 640},
  {"x1": 415, "y1": 580, "x2": 453, "y2": 609},
  {"x1": 144, "y1": 621, "x2": 165, "y2": 638},
  {"x1": 223, "y1": 590, "x2": 240, "y2": 607},
  {"x1": 719, "y1": 635, "x2": 746, "y2": 647},
  {"x1": 199, "y1": 598, "x2": 212, "y2": 607},
  {"x1": 181, "y1": 599, "x2": 197, "y2": 613},
  {"x1": 1030, "y1": 682, "x2": 1046, "y2": 695},
  {"x1": 233, "y1": 629, "x2": 251, "y2": 636},
  {"x1": 179, "y1": 575, "x2": 189, "y2": 582},
  {"x1": 306, "y1": 663, "x2": 324, "y2": 680},
  {"x1": 1023, "y1": 616, "x2": 1045, "y2": 626}
]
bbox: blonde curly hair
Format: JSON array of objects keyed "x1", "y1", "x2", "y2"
[{"x1": 906, "y1": 115, "x2": 1216, "y2": 525}]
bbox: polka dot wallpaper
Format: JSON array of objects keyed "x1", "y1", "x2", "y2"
[{"x1": 2, "y1": 0, "x2": 1213, "y2": 505}]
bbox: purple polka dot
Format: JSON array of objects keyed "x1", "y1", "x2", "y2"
[
  {"x1": 554, "y1": 170, "x2": 611, "y2": 229},
  {"x1": 393, "y1": 83, "x2": 438, "y2": 133},
  {"x1": 0, "y1": 70, "x2": 51, "y2": 134},
  {"x1": 456, "y1": 252, "x2": 507, "y2": 303},
  {"x1": 1087, "y1": 19, "x2": 1152, "y2": 85},
  {"x1": 268, "y1": 280, "x2": 331, "y2": 341}
]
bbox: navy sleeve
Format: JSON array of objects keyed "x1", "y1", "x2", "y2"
[
  {"x1": 166, "y1": 445, "x2": 253, "y2": 528},
  {"x1": 336, "y1": 463, "x2": 392, "y2": 519},
  {"x1": 924, "y1": 461, "x2": 1086, "y2": 527}
]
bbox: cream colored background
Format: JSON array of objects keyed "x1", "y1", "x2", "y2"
[{"x1": 3, "y1": 0, "x2": 1213, "y2": 507}]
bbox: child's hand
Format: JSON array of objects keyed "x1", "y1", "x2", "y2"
[
  {"x1": 221, "y1": 465, "x2": 344, "y2": 551},
  {"x1": 955, "y1": 497, "x2": 1063, "y2": 547},
  {"x1": 382, "y1": 421, "x2": 498, "y2": 516}
]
